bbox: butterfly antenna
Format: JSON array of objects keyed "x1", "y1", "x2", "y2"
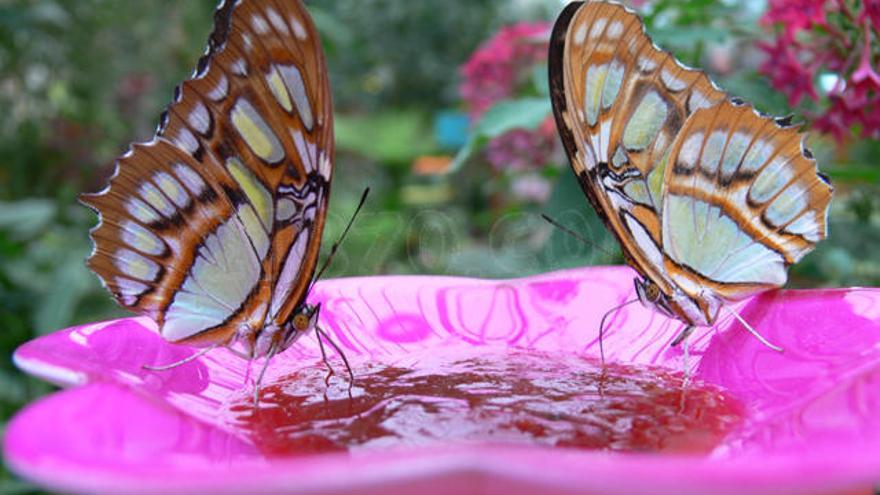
[
  {"x1": 308, "y1": 188, "x2": 370, "y2": 294},
  {"x1": 724, "y1": 306, "x2": 784, "y2": 352},
  {"x1": 143, "y1": 344, "x2": 219, "y2": 371},
  {"x1": 597, "y1": 298, "x2": 638, "y2": 365},
  {"x1": 540, "y1": 213, "x2": 615, "y2": 258}
]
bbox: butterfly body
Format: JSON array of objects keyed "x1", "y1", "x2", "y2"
[
  {"x1": 82, "y1": 0, "x2": 333, "y2": 359},
  {"x1": 549, "y1": 1, "x2": 832, "y2": 329}
]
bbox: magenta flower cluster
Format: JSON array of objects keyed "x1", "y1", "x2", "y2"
[
  {"x1": 459, "y1": 22, "x2": 558, "y2": 179},
  {"x1": 484, "y1": 120, "x2": 557, "y2": 173},
  {"x1": 460, "y1": 22, "x2": 550, "y2": 121},
  {"x1": 759, "y1": 0, "x2": 880, "y2": 142}
]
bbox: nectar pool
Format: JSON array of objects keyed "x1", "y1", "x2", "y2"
[{"x1": 225, "y1": 348, "x2": 744, "y2": 457}]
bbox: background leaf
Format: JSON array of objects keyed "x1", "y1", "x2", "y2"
[{"x1": 450, "y1": 97, "x2": 552, "y2": 171}]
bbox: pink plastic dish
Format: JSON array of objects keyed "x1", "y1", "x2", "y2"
[{"x1": 6, "y1": 266, "x2": 880, "y2": 495}]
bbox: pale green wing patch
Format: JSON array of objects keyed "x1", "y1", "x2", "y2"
[
  {"x1": 660, "y1": 102, "x2": 832, "y2": 298},
  {"x1": 622, "y1": 90, "x2": 668, "y2": 151},
  {"x1": 163, "y1": 210, "x2": 264, "y2": 341}
]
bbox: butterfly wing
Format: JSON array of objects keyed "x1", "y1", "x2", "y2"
[
  {"x1": 552, "y1": 1, "x2": 833, "y2": 326},
  {"x1": 660, "y1": 102, "x2": 832, "y2": 303},
  {"x1": 82, "y1": 0, "x2": 332, "y2": 347},
  {"x1": 549, "y1": 1, "x2": 726, "y2": 293}
]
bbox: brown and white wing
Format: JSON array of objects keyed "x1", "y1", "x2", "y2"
[
  {"x1": 549, "y1": 0, "x2": 725, "y2": 286},
  {"x1": 81, "y1": 0, "x2": 333, "y2": 346},
  {"x1": 659, "y1": 102, "x2": 832, "y2": 301}
]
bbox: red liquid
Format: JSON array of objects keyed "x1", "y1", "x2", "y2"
[{"x1": 224, "y1": 348, "x2": 743, "y2": 457}]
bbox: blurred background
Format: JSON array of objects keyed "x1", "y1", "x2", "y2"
[{"x1": 1, "y1": 0, "x2": 879, "y2": 490}]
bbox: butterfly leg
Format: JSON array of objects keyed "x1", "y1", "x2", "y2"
[
  {"x1": 225, "y1": 345, "x2": 253, "y2": 361},
  {"x1": 315, "y1": 327, "x2": 337, "y2": 387},
  {"x1": 724, "y1": 306, "x2": 783, "y2": 352},
  {"x1": 670, "y1": 325, "x2": 695, "y2": 347},
  {"x1": 316, "y1": 326, "x2": 355, "y2": 393},
  {"x1": 252, "y1": 343, "x2": 278, "y2": 408},
  {"x1": 142, "y1": 344, "x2": 218, "y2": 371},
  {"x1": 681, "y1": 337, "x2": 691, "y2": 388}
]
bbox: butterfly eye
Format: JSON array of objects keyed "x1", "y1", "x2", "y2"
[
  {"x1": 645, "y1": 283, "x2": 661, "y2": 302},
  {"x1": 293, "y1": 313, "x2": 311, "y2": 332},
  {"x1": 293, "y1": 313, "x2": 311, "y2": 331}
]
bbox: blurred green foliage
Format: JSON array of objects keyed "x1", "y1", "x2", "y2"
[
  {"x1": 0, "y1": 0, "x2": 879, "y2": 491},
  {"x1": 315, "y1": 1, "x2": 500, "y2": 109}
]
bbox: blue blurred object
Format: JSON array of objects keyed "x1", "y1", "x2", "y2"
[{"x1": 434, "y1": 110, "x2": 470, "y2": 150}]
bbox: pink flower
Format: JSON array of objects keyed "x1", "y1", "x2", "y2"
[
  {"x1": 459, "y1": 24, "x2": 559, "y2": 178},
  {"x1": 759, "y1": 0, "x2": 880, "y2": 142},
  {"x1": 850, "y1": 32, "x2": 880, "y2": 92},
  {"x1": 510, "y1": 174, "x2": 552, "y2": 203},
  {"x1": 460, "y1": 22, "x2": 551, "y2": 121},
  {"x1": 813, "y1": 95, "x2": 852, "y2": 142},
  {"x1": 6, "y1": 267, "x2": 880, "y2": 494},
  {"x1": 761, "y1": 0, "x2": 829, "y2": 37},
  {"x1": 861, "y1": 0, "x2": 880, "y2": 30},
  {"x1": 758, "y1": 37, "x2": 819, "y2": 106},
  {"x1": 484, "y1": 117, "x2": 557, "y2": 172},
  {"x1": 813, "y1": 28, "x2": 880, "y2": 140}
]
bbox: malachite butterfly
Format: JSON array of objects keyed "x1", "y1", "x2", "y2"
[
  {"x1": 82, "y1": 0, "x2": 340, "y2": 367},
  {"x1": 549, "y1": 1, "x2": 833, "y2": 344}
]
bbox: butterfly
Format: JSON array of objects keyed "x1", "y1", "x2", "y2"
[
  {"x1": 81, "y1": 0, "x2": 350, "y2": 372},
  {"x1": 548, "y1": 1, "x2": 833, "y2": 345}
]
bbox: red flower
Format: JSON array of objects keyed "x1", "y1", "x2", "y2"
[
  {"x1": 759, "y1": 0, "x2": 880, "y2": 142},
  {"x1": 761, "y1": 0, "x2": 829, "y2": 38},
  {"x1": 861, "y1": 0, "x2": 880, "y2": 30},
  {"x1": 813, "y1": 95, "x2": 853, "y2": 143},
  {"x1": 850, "y1": 31, "x2": 880, "y2": 92},
  {"x1": 758, "y1": 38, "x2": 819, "y2": 106}
]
